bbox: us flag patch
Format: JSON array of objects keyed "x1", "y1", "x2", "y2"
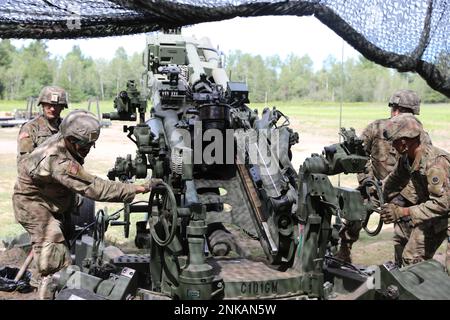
[{"x1": 68, "y1": 161, "x2": 80, "y2": 175}]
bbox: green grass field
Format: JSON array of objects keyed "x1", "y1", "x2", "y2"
[
  {"x1": 250, "y1": 100, "x2": 450, "y2": 131},
  {"x1": 2, "y1": 99, "x2": 449, "y2": 132}
]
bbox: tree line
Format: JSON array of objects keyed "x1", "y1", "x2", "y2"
[
  {"x1": 0, "y1": 40, "x2": 144, "y2": 102},
  {"x1": 0, "y1": 40, "x2": 448, "y2": 103},
  {"x1": 226, "y1": 51, "x2": 449, "y2": 103}
]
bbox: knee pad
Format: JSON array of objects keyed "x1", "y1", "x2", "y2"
[{"x1": 37, "y1": 241, "x2": 71, "y2": 276}]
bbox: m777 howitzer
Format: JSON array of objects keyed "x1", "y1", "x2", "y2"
[{"x1": 53, "y1": 31, "x2": 450, "y2": 301}]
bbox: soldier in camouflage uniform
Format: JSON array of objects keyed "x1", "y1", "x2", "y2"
[
  {"x1": 381, "y1": 113, "x2": 449, "y2": 266},
  {"x1": 12, "y1": 110, "x2": 161, "y2": 299},
  {"x1": 15, "y1": 86, "x2": 68, "y2": 288},
  {"x1": 17, "y1": 86, "x2": 68, "y2": 163},
  {"x1": 335, "y1": 90, "x2": 431, "y2": 265}
]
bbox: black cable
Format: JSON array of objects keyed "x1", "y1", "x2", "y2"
[
  {"x1": 69, "y1": 221, "x2": 96, "y2": 248},
  {"x1": 362, "y1": 178, "x2": 384, "y2": 236},
  {"x1": 107, "y1": 200, "x2": 149, "y2": 221},
  {"x1": 324, "y1": 255, "x2": 371, "y2": 277},
  {"x1": 241, "y1": 228, "x2": 259, "y2": 241}
]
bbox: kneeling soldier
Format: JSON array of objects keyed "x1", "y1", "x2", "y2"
[{"x1": 381, "y1": 113, "x2": 450, "y2": 266}]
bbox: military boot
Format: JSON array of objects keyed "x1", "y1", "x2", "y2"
[
  {"x1": 394, "y1": 244, "x2": 405, "y2": 268},
  {"x1": 38, "y1": 275, "x2": 56, "y2": 300},
  {"x1": 29, "y1": 269, "x2": 41, "y2": 289},
  {"x1": 334, "y1": 243, "x2": 352, "y2": 264}
]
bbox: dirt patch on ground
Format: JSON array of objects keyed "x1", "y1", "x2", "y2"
[{"x1": 0, "y1": 247, "x2": 28, "y2": 266}]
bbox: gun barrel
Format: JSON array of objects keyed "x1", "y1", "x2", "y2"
[{"x1": 186, "y1": 41, "x2": 205, "y2": 84}]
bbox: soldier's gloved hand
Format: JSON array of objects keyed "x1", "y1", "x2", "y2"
[
  {"x1": 135, "y1": 178, "x2": 164, "y2": 194},
  {"x1": 145, "y1": 178, "x2": 164, "y2": 192},
  {"x1": 380, "y1": 203, "x2": 409, "y2": 224}
]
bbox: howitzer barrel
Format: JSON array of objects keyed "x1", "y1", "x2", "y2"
[
  {"x1": 211, "y1": 69, "x2": 229, "y2": 88},
  {"x1": 186, "y1": 41, "x2": 205, "y2": 84},
  {"x1": 199, "y1": 37, "x2": 229, "y2": 88},
  {"x1": 200, "y1": 38, "x2": 219, "y2": 64}
]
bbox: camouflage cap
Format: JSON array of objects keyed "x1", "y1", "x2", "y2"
[
  {"x1": 60, "y1": 110, "x2": 100, "y2": 144},
  {"x1": 388, "y1": 89, "x2": 421, "y2": 115},
  {"x1": 37, "y1": 86, "x2": 68, "y2": 108},
  {"x1": 383, "y1": 113, "x2": 424, "y2": 141}
]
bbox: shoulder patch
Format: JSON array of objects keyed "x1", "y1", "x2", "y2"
[
  {"x1": 427, "y1": 166, "x2": 447, "y2": 196},
  {"x1": 65, "y1": 160, "x2": 94, "y2": 184},
  {"x1": 431, "y1": 176, "x2": 440, "y2": 185},
  {"x1": 67, "y1": 161, "x2": 81, "y2": 176}
]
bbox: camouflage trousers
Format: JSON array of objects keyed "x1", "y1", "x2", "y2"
[
  {"x1": 392, "y1": 219, "x2": 414, "y2": 266},
  {"x1": 338, "y1": 220, "x2": 362, "y2": 246},
  {"x1": 32, "y1": 241, "x2": 71, "y2": 276},
  {"x1": 13, "y1": 197, "x2": 72, "y2": 277},
  {"x1": 400, "y1": 222, "x2": 447, "y2": 266}
]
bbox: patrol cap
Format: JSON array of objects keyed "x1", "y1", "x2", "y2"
[
  {"x1": 383, "y1": 113, "x2": 424, "y2": 141},
  {"x1": 388, "y1": 89, "x2": 421, "y2": 115},
  {"x1": 60, "y1": 110, "x2": 100, "y2": 145},
  {"x1": 37, "y1": 86, "x2": 68, "y2": 108}
]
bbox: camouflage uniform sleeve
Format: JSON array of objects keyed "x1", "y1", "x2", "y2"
[
  {"x1": 17, "y1": 124, "x2": 35, "y2": 160},
  {"x1": 408, "y1": 156, "x2": 450, "y2": 225},
  {"x1": 382, "y1": 157, "x2": 411, "y2": 202},
  {"x1": 357, "y1": 123, "x2": 375, "y2": 185},
  {"x1": 421, "y1": 131, "x2": 432, "y2": 146},
  {"x1": 357, "y1": 161, "x2": 375, "y2": 185},
  {"x1": 51, "y1": 159, "x2": 137, "y2": 203},
  {"x1": 399, "y1": 180, "x2": 419, "y2": 205}
]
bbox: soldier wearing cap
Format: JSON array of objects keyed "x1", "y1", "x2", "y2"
[
  {"x1": 12, "y1": 110, "x2": 162, "y2": 299},
  {"x1": 16, "y1": 86, "x2": 68, "y2": 163},
  {"x1": 381, "y1": 113, "x2": 450, "y2": 266},
  {"x1": 335, "y1": 89, "x2": 432, "y2": 265}
]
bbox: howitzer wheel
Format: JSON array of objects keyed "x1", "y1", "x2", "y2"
[
  {"x1": 361, "y1": 179, "x2": 384, "y2": 236},
  {"x1": 148, "y1": 181, "x2": 178, "y2": 247}
]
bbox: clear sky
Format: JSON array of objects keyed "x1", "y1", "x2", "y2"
[{"x1": 11, "y1": 16, "x2": 360, "y2": 70}]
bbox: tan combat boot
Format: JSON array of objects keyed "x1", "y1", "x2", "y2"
[
  {"x1": 38, "y1": 275, "x2": 56, "y2": 300},
  {"x1": 334, "y1": 242, "x2": 352, "y2": 264},
  {"x1": 29, "y1": 269, "x2": 41, "y2": 289}
]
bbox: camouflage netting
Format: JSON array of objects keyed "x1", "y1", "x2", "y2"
[{"x1": 0, "y1": 0, "x2": 449, "y2": 97}]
